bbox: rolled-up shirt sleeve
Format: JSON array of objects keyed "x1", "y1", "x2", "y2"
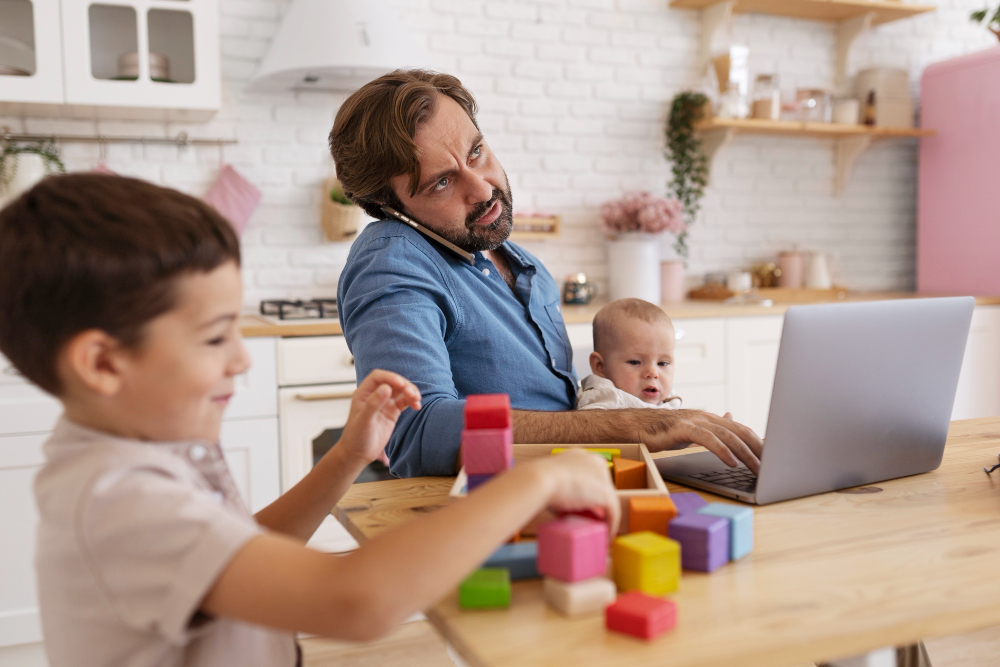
[{"x1": 338, "y1": 233, "x2": 467, "y2": 477}]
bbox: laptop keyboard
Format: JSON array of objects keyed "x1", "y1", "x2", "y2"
[{"x1": 688, "y1": 467, "x2": 758, "y2": 492}]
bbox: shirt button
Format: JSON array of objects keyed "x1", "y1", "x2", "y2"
[
  {"x1": 550, "y1": 357, "x2": 557, "y2": 368},
  {"x1": 189, "y1": 444, "x2": 207, "y2": 461},
  {"x1": 482, "y1": 268, "x2": 490, "y2": 277}
]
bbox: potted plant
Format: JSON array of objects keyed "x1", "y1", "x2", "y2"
[
  {"x1": 321, "y1": 177, "x2": 362, "y2": 241},
  {"x1": 971, "y1": 5, "x2": 1000, "y2": 40},
  {"x1": 664, "y1": 91, "x2": 710, "y2": 260},
  {"x1": 0, "y1": 139, "x2": 65, "y2": 207},
  {"x1": 600, "y1": 192, "x2": 686, "y2": 304}
]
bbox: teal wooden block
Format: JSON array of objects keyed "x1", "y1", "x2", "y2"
[
  {"x1": 697, "y1": 503, "x2": 754, "y2": 560},
  {"x1": 459, "y1": 568, "x2": 511, "y2": 609}
]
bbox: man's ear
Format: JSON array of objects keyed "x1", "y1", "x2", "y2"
[
  {"x1": 60, "y1": 330, "x2": 128, "y2": 398},
  {"x1": 589, "y1": 351, "x2": 606, "y2": 377}
]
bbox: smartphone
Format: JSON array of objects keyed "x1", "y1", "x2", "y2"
[{"x1": 380, "y1": 206, "x2": 476, "y2": 265}]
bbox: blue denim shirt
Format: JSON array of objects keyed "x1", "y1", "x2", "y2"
[{"x1": 338, "y1": 220, "x2": 577, "y2": 477}]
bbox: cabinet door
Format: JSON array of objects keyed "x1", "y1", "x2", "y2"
[
  {"x1": 227, "y1": 337, "x2": 278, "y2": 420},
  {"x1": 0, "y1": 434, "x2": 46, "y2": 648},
  {"x1": 725, "y1": 316, "x2": 784, "y2": 437},
  {"x1": 220, "y1": 417, "x2": 280, "y2": 514},
  {"x1": 60, "y1": 0, "x2": 219, "y2": 116},
  {"x1": 564, "y1": 323, "x2": 593, "y2": 379},
  {"x1": 952, "y1": 306, "x2": 1000, "y2": 420},
  {"x1": 0, "y1": 0, "x2": 64, "y2": 105}
]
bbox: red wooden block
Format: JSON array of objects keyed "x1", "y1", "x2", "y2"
[
  {"x1": 605, "y1": 592, "x2": 677, "y2": 640},
  {"x1": 464, "y1": 394, "x2": 512, "y2": 430}
]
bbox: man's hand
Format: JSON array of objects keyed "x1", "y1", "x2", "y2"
[{"x1": 635, "y1": 409, "x2": 763, "y2": 474}]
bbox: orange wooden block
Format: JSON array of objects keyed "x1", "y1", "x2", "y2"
[
  {"x1": 628, "y1": 496, "x2": 678, "y2": 536},
  {"x1": 613, "y1": 458, "x2": 647, "y2": 490}
]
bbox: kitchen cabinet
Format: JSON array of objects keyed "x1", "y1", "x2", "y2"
[
  {"x1": 951, "y1": 306, "x2": 1000, "y2": 421},
  {"x1": 724, "y1": 316, "x2": 784, "y2": 436},
  {"x1": 0, "y1": 0, "x2": 220, "y2": 119}
]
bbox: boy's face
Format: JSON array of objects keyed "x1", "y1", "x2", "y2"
[
  {"x1": 114, "y1": 261, "x2": 249, "y2": 442},
  {"x1": 592, "y1": 319, "x2": 676, "y2": 405}
]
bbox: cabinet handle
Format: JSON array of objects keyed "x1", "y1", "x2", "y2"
[
  {"x1": 294, "y1": 391, "x2": 355, "y2": 402},
  {"x1": 346, "y1": 354, "x2": 355, "y2": 366},
  {"x1": 675, "y1": 327, "x2": 686, "y2": 341}
]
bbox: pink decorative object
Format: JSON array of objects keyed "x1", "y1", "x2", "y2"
[
  {"x1": 203, "y1": 164, "x2": 262, "y2": 236},
  {"x1": 777, "y1": 251, "x2": 804, "y2": 289},
  {"x1": 660, "y1": 260, "x2": 685, "y2": 303},
  {"x1": 599, "y1": 192, "x2": 685, "y2": 235},
  {"x1": 461, "y1": 427, "x2": 513, "y2": 476},
  {"x1": 537, "y1": 516, "x2": 608, "y2": 583}
]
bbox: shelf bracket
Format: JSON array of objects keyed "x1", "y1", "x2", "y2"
[
  {"x1": 701, "y1": 127, "x2": 737, "y2": 184},
  {"x1": 835, "y1": 11, "x2": 875, "y2": 91},
  {"x1": 700, "y1": 0, "x2": 736, "y2": 75},
  {"x1": 834, "y1": 134, "x2": 873, "y2": 195}
]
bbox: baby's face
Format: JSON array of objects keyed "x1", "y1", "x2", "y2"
[{"x1": 595, "y1": 319, "x2": 676, "y2": 404}]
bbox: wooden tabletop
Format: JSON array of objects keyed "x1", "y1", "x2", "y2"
[{"x1": 335, "y1": 417, "x2": 1000, "y2": 667}]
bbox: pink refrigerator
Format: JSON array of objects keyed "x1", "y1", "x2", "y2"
[{"x1": 918, "y1": 46, "x2": 1000, "y2": 295}]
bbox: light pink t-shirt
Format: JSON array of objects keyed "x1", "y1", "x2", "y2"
[{"x1": 34, "y1": 417, "x2": 298, "y2": 667}]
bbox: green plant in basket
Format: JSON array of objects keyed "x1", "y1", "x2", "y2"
[
  {"x1": 329, "y1": 181, "x2": 354, "y2": 206},
  {"x1": 664, "y1": 91, "x2": 710, "y2": 259}
]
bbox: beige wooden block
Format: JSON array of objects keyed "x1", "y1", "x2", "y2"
[{"x1": 543, "y1": 577, "x2": 617, "y2": 618}]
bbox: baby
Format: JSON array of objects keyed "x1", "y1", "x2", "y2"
[{"x1": 577, "y1": 298, "x2": 682, "y2": 411}]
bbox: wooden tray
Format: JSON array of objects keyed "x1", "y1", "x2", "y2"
[
  {"x1": 757, "y1": 286, "x2": 849, "y2": 302},
  {"x1": 449, "y1": 443, "x2": 669, "y2": 535}
]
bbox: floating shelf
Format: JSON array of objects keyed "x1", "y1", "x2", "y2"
[
  {"x1": 694, "y1": 117, "x2": 935, "y2": 194},
  {"x1": 510, "y1": 215, "x2": 560, "y2": 240}
]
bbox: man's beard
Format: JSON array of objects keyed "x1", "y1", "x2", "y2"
[{"x1": 441, "y1": 183, "x2": 514, "y2": 253}]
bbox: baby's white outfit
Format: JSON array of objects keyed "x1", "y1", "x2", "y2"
[{"x1": 576, "y1": 374, "x2": 682, "y2": 411}]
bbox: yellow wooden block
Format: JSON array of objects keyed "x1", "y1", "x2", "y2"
[
  {"x1": 612, "y1": 531, "x2": 680, "y2": 595},
  {"x1": 551, "y1": 447, "x2": 621, "y2": 461}
]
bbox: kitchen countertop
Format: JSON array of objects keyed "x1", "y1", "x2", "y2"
[{"x1": 240, "y1": 292, "x2": 1000, "y2": 338}]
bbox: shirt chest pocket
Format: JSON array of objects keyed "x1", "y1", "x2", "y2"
[{"x1": 538, "y1": 301, "x2": 573, "y2": 374}]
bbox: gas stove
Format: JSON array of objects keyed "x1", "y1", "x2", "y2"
[{"x1": 259, "y1": 298, "x2": 338, "y2": 323}]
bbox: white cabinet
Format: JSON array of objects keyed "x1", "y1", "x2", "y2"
[
  {"x1": 952, "y1": 305, "x2": 1000, "y2": 421},
  {"x1": 0, "y1": 0, "x2": 64, "y2": 104},
  {"x1": 672, "y1": 318, "x2": 727, "y2": 414},
  {"x1": 220, "y1": 417, "x2": 280, "y2": 513},
  {"x1": 725, "y1": 316, "x2": 784, "y2": 437}
]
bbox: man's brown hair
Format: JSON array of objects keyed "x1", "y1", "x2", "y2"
[
  {"x1": 592, "y1": 298, "x2": 673, "y2": 354},
  {"x1": 0, "y1": 174, "x2": 241, "y2": 395},
  {"x1": 328, "y1": 69, "x2": 479, "y2": 219}
]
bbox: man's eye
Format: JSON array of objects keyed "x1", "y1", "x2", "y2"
[
  {"x1": 471, "y1": 145, "x2": 483, "y2": 160},
  {"x1": 433, "y1": 177, "x2": 449, "y2": 191}
]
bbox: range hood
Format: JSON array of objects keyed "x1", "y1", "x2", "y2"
[{"x1": 249, "y1": 0, "x2": 428, "y2": 92}]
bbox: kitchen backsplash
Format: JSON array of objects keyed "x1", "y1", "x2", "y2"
[{"x1": 1, "y1": 0, "x2": 993, "y2": 306}]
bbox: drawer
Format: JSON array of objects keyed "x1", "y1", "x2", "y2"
[
  {"x1": 0, "y1": 384, "x2": 61, "y2": 436},
  {"x1": 278, "y1": 336, "x2": 356, "y2": 387},
  {"x1": 227, "y1": 337, "x2": 278, "y2": 419},
  {"x1": 672, "y1": 318, "x2": 725, "y2": 386}
]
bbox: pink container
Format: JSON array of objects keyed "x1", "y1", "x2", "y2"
[
  {"x1": 777, "y1": 251, "x2": 804, "y2": 289},
  {"x1": 660, "y1": 260, "x2": 685, "y2": 303},
  {"x1": 461, "y1": 427, "x2": 513, "y2": 476},
  {"x1": 537, "y1": 516, "x2": 608, "y2": 583}
]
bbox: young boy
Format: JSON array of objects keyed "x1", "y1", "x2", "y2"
[
  {"x1": 577, "y1": 298, "x2": 683, "y2": 411},
  {"x1": 0, "y1": 174, "x2": 620, "y2": 667}
]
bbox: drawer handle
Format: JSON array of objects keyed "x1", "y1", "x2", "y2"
[
  {"x1": 3, "y1": 365, "x2": 21, "y2": 376},
  {"x1": 294, "y1": 391, "x2": 355, "y2": 402},
  {"x1": 346, "y1": 354, "x2": 355, "y2": 366},
  {"x1": 674, "y1": 327, "x2": 685, "y2": 341}
]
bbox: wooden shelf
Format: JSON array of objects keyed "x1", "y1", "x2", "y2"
[
  {"x1": 669, "y1": 0, "x2": 934, "y2": 25},
  {"x1": 510, "y1": 215, "x2": 560, "y2": 240},
  {"x1": 694, "y1": 117, "x2": 935, "y2": 194}
]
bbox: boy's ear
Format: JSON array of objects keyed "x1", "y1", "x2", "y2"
[
  {"x1": 589, "y1": 351, "x2": 606, "y2": 377},
  {"x1": 60, "y1": 330, "x2": 128, "y2": 397}
]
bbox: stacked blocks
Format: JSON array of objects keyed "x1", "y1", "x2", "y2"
[
  {"x1": 462, "y1": 394, "x2": 513, "y2": 490},
  {"x1": 612, "y1": 531, "x2": 681, "y2": 595},
  {"x1": 627, "y1": 496, "x2": 677, "y2": 536},
  {"x1": 483, "y1": 541, "x2": 540, "y2": 580},
  {"x1": 537, "y1": 516, "x2": 608, "y2": 582},
  {"x1": 459, "y1": 568, "x2": 511, "y2": 609},
  {"x1": 670, "y1": 491, "x2": 709, "y2": 516},
  {"x1": 697, "y1": 503, "x2": 754, "y2": 561},
  {"x1": 543, "y1": 577, "x2": 617, "y2": 617},
  {"x1": 613, "y1": 458, "x2": 647, "y2": 490},
  {"x1": 605, "y1": 592, "x2": 677, "y2": 640},
  {"x1": 668, "y1": 513, "x2": 729, "y2": 573}
]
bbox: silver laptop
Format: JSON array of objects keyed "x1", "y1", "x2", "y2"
[{"x1": 656, "y1": 297, "x2": 975, "y2": 505}]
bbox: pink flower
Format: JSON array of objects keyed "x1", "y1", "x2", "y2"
[{"x1": 599, "y1": 192, "x2": 686, "y2": 235}]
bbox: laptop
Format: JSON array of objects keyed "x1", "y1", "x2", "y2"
[{"x1": 656, "y1": 297, "x2": 975, "y2": 505}]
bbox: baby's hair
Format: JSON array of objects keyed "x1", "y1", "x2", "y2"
[
  {"x1": 592, "y1": 298, "x2": 672, "y2": 354},
  {"x1": 0, "y1": 174, "x2": 240, "y2": 395}
]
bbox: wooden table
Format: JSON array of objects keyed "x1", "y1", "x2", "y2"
[{"x1": 335, "y1": 417, "x2": 1000, "y2": 667}]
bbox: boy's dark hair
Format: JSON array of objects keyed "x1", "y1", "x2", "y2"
[{"x1": 0, "y1": 174, "x2": 241, "y2": 395}]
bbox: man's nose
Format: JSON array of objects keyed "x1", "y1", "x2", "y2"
[{"x1": 464, "y1": 169, "x2": 493, "y2": 205}]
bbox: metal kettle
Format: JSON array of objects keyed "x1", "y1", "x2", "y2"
[{"x1": 562, "y1": 273, "x2": 597, "y2": 305}]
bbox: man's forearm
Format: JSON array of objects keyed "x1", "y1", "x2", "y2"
[{"x1": 512, "y1": 408, "x2": 681, "y2": 445}]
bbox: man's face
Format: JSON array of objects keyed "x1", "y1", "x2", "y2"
[{"x1": 389, "y1": 95, "x2": 513, "y2": 252}]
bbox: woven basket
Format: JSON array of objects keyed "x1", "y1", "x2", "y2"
[{"x1": 321, "y1": 177, "x2": 362, "y2": 241}]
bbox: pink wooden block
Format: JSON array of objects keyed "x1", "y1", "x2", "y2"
[
  {"x1": 537, "y1": 516, "x2": 608, "y2": 583},
  {"x1": 461, "y1": 427, "x2": 513, "y2": 475}
]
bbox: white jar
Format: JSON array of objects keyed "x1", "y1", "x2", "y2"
[{"x1": 607, "y1": 232, "x2": 661, "y2": 304}]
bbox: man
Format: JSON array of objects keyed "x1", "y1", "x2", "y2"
[{"x1": 330, "y1": 69, "x2": 762, "y2": 478}]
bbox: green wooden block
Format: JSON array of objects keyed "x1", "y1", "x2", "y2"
[{"x1": 459, "y1": 568, "x2": 511, "y2": 609}]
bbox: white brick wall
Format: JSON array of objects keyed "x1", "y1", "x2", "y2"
[{"x1": 2, "y1": 0, "x2": 994, "y2": 304}]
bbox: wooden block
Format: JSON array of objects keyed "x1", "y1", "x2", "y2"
[
  {"x1": 614, "y1": 458, "x2": 647, "y2": 490},
  {"x1": 543, "y1": 577, "x2": 617, "y2": 617},
  {"x1": 537, "y1": 516, "x2": 608, "y2": 583},
  {"x1": 628, "y1": 496, "x2": 678, "y2": 536},
  {"x1": 605, "y1": 592, "x2": 677, "y2": 640},
  {"x1": 668, "y1": 513, "x2": 730, "y2": 573},
  {"x1": 671, "y1": 491, "x2": 708, "y2": 516},
  {"x1": 698, "y1": 503, "x2": 754, "y2": 560},
  {"x1": 466, "y1": 473, "x2": 492, "y2": 492},
  {"x1": 459, "y1": 568, "x2": 511, "y2": 609},
  {"x1": 461, "y1": 427, "x2": 513, "y2": 475},
  {"x1": 551, "y1": 447, "x2": 620, "y2": 461},
  {"x1": 484, "y1": 541, "x2": 539, "y2": 580},
  {"x1": 464, "y1": 394, "x2": 511, "y2": 429},
  {"x1": 612, "y1": 531, "x2": 680, "y2": 595}
]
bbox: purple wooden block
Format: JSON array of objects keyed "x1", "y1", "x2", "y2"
[
  {"x1": 467, "y1": 473, "x2": 493, "y2": 491},
  {"x1": 671, "y1": 492, "x2": 709, "y2": 516},
  {"x1": 668, "y1": 513, "x2": 729, "y2": 572}
]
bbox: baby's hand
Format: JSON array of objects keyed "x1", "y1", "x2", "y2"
[
  {"x1": 338, "y1": 370, "x2": 421, "y2": 468},
  {"x1": 534, "y1": 449, "x2": 621, "y2": 537}
]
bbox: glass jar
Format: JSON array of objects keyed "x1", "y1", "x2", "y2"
[
  {"x1": 752, "y1": 74, "x2": 781, "y2": 121},
  {"x1": 796, "y1": 88, "x2": 832, "y2": 122}
]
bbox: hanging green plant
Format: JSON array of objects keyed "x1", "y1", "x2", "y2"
[
  {"x1": 665, "y1": 91, "x2": 710, "y2": 259},
  {"x1": 971, "y1": 5, "x2": 1000, "y2": 40},
  {"x1": 0, "y1": 139, "x2": 66, "y2": 194},
  {"x1": 329, "y1": 180, "x2": 354, "y2": 206}
]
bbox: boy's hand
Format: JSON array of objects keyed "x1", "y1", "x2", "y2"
[
  {"x1": 339, "y1": 370, "x2": 421, "y2": 468},
  {"x1": 534, "y1": 449, "x2": 621, "y2": 537}
]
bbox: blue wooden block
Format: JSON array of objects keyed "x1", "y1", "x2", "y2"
[
  {"x1": 697, "y1": 503, "x2": 754, "y2": 560},
  {"x1": 483, "y1": 541, "x2": 540, "y2": 580},
  {"x1": 467, "y1": 473, "x2": 493, "y2": 491}
]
